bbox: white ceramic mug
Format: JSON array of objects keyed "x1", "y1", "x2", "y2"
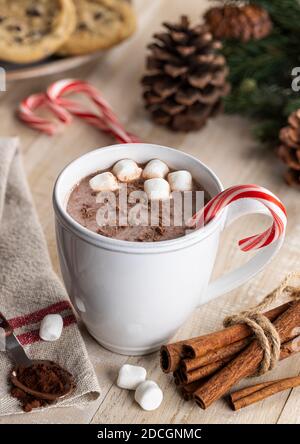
[{"x1": 53, "y1": 144, "x2": 285, "y2": 355}]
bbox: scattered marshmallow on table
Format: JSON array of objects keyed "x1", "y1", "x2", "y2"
[
  {"x1": 39, "y1": 314, "x2": 63, "y2": 342},
  {"x1": 89, "y1": 172, "x2": 119, "y2": 192},
  {"x1": 168, "y1": 170, "x2": 193, "y2": 192},
  {"x1": 144, "y1": 178, "x2": 170, "y2": 201},
  {"x1": 117, "y1": 364, "x2": 147, "y2": 390},
  {"x1": 112, "y1": 159, "x2": 142, "y2": 182},
  {"x1": 142, "y1": 159, "x2": 169, "y2": 180},
  {"x1": 135, "y1": 380, "x2": 163, "y2": 411}
]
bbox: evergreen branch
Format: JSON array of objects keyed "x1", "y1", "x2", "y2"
[{"x1": 211, "y1": 0, "x2": 300, "y2": 145}]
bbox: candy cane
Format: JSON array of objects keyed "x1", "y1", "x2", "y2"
[
  {"x1": 46, "y1": 79, "x2": 140, "y2": 144},
  {"x1": 19, "y1": 93, "x2": 72, "y2": 135},
  {"x1": 188, "y1": 185, "x2": 287, "y2": 252},
  {"x1": 18, "y1": 79, "x2": 139, "y2": 143},
  {"x1": 56, "y1": 96, "x2": 138, "y2": 143}
]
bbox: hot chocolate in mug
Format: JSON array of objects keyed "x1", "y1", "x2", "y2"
[{"x1": 53, "y1": 144, "x2": 286, "y2": 355}]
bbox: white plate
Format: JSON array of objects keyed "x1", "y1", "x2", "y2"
[{"x1": 2, "y1": 52, "x2": 101, "y2": 82}]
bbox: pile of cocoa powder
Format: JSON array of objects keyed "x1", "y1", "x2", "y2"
[{"x1": 10, "y1": 362, "x2": 75, "y2": 413}]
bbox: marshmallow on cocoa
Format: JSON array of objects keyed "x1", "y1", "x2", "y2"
[
  {"x1": 142, "y1": 159, "x2": 169, "y2": 180},
  {"x1": 117, "y1": 364, "x2": 147, "y2": 390},
  {"x1": 168, "y1": 170, "x2": 193, "y2": 192},
  {"x1": 144, "y1": 178, "x2": 170, "y2": 200},
  {"x1": 135, "y1": 380, "x2": 163, "y2": 411},
  {"x1": 112, "y1": 159, "x2": 142, "y2": 183},
  {"x1": 89, "y1": 172, "x2": 119, "y2": 192}
]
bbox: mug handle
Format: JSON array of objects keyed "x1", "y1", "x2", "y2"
[{"x1": 198, "y1": 187, "x2": 287, "y2": 303}]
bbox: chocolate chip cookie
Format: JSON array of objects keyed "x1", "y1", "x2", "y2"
[
  {"x1": 0, "y1": 0, "x2": 76, "y2": 63},
  {"x1": 57, "y1": 0, "x2": 136, "y2": 56}
]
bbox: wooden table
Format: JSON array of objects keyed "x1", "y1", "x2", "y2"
[{"x1": 0, "y1": 0, "x2": 299, "y2": 425}]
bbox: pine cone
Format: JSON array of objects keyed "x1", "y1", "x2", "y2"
[
  {"x1": 141, "y1": 16, "x2": 230, "y2": 132},
  {"x1": 278, "y1": 110, "x2": 300, "y2": 187},
  {"x1": 204, "y1": 4, "x2": 273, "y2": 42}
]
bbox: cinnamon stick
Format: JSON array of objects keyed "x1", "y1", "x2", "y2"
[
  {"x1": 179, "y1": 338, "x2": 300, "y2": 402},
  {"x1": 173, "y1": 369, "x2": 185, "y2": 386},
  {"x1": 160, "y1": 302, "x2": 290, "y2": 373},
  {"x1": 181, "y1": 357, "x2": 232, "y2": 384},
  {"x1": 181, "y1": 337, "x2": 299, "y2": 385},
  {"x1": 229, "y1": 376, "x2": 300, "y2": 410},
  {"x1": 181, "y1": 380, "x2": 206, "y2": 401},
  {"x1": 181, "y1": 336, "x2": 299, "y2": 381},
  {"x1": 194, "y1": 300, "x2": 300, "y2": 409},
  {"x1": 160, "y1": 341, "x2": 186, "y2": 373},
  {"x1": 280, "y1": 335, "x2": 300, "y2": 359},
  {"x1": 181, "y1": 338, "x2": 251, "y2": 372},
  {"x1": 183, "y1": 302, "x2": 291, "y2": 359}
]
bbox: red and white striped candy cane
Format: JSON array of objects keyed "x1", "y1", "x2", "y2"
[
  {"x1": 18, "y1": 79, "x2": 139, "y2": 142},
  {"x1": 46, "y1": 79, "x2": 140, "y2": 144},
  {"x1": 19, "y1": 92, "x2": 72, "y2": 135},
  {"x1": 188, "y1": 184, "x2": 287, "y2": 252}
]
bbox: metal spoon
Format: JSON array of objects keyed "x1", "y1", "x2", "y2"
[{"x1": 0, "y1": 311, "x2": 75, "y2": 401}]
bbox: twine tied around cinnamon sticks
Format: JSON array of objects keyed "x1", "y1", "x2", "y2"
[{"x1": 224, "y1": 272, "x2": 300, "y2": 376}]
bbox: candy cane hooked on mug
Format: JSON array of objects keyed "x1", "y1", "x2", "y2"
[{"x1": 188, "y1": 184, "x2": 287, "y2": 252}]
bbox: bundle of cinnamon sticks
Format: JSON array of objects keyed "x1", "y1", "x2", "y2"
[{"x1": 160, "y1": 300, "x2": 300, "y2": 410}]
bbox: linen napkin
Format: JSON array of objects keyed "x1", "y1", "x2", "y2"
[{"x1": 0, "y1": 138, "x2": 100, "y2": 415}]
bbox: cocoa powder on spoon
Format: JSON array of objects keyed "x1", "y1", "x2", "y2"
[{"x1": 10, "y1": 362, "x2": 76, "y2": 413}]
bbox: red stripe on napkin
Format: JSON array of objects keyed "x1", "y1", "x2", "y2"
[
  {"x1": 17, "y1": 314, "x2": 77, "y2": 346},
  {"x1": 9, "y1": 301, "x2": 73, "y2": 329}
]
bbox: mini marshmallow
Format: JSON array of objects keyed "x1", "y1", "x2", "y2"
[
  {"x1": 135, "y1": 380, "x2": 163, "y2": 411},
  {"x1": 168, "y1": 170, "x2": 193, "y2": 192},
  {"x1": 112, "y1": 159, "x2": 142, "y2": 183},
  {"x1": 144, "y1": 178, "x2": 170, "y2": 200},
  {"x1": 142, "y1": 159, "x2": 169, "y2": 180},
  {"x1": 39, "y1": 314, "x2": 63, "y2": 342},
  {"x1": 89, "y1": 172, "x2": 119, "y2": 192},
  {"x1": 117, "y1": 364, "x2": 147, "y2": 390}
]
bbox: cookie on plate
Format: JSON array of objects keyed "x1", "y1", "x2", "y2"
[
  {"x1": 0, "y1": 0, "x2": 76, "y2": 64},
  {"x1": 57, "y1": 0, "x2": 136, "y2": 56}
]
